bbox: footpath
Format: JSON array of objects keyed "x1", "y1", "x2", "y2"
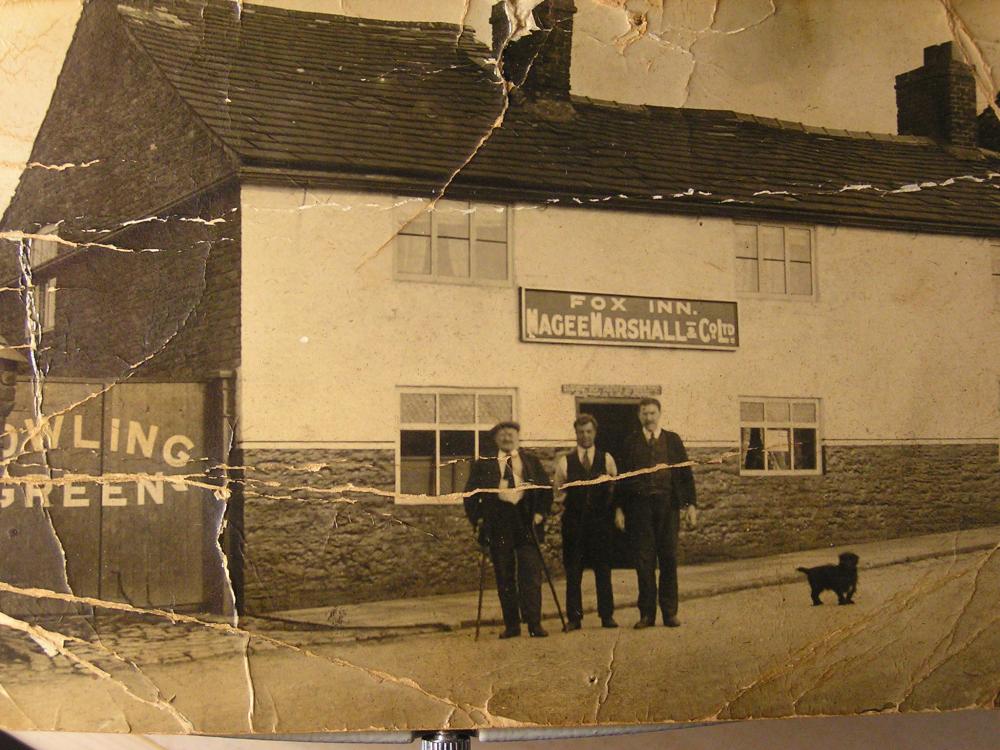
[{"x1": 266, "y1": 525, "x2": 999, "y2": 632}]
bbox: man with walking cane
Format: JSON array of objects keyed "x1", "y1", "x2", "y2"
[{"x1": 465, "y1": 421, "x2": 556, "y2": 639}]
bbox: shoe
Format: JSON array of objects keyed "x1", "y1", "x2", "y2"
[
  {"x1": 499, "y1": 627, "x2": 521, "y2": 639},
  {"x1": 528, "y1": 625, "x2": 549, "y2": 638},
  {"x1": 633, "y1": 617, "x2": 655, "y2": 630},
  {"x1": 601, "y1": 617, "x2": 619, "y2": 629},
  {"x1": 566, "y1": 620, "x2": 582, "y2": 632},
  {"x1": 663, "y1": 615, "x2": 681, "y2": 628}
]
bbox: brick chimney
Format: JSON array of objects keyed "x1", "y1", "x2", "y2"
[
  {"x1": 490, "y1": 0, "x2": 576, "y2": 100},
  {"x1": 895, "y1": 42, "x2": 977, "y2": 147}
]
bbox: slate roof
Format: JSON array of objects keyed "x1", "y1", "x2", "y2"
[{"x1": 110, "y1": 0, "x2": 1000, "y2": 236}]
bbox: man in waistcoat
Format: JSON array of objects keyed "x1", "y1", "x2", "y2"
[
  {"x1": 617, "y1": 397, "x2": 697, "y2": 629},
  {"x1": 464, "y1": 421, "x2": 553, "y2": 638},
  {"x1": 554, "y1": 413, "x2": 619, "y2": 630}
]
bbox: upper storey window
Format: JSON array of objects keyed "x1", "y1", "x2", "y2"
[
  {"x1": 28, "y1": 224, "x2": 60, "y2": 269},
  {"x1": 735, "y1": 223, "x2": 815, "y2": 297},
  {"x1": 394, "y1": 200, "x2": 511, "y2": 285}
]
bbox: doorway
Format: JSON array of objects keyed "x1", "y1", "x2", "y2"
[
  {"x1": 576, "y1": 398, "x2": 641, "y2": 569},
  {"x1": 576, "y1": 399, "x2": 641, "y2": 464}
]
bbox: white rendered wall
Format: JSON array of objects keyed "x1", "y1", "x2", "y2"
[{"x1": 239, "y1": 185, "x2": 1000, "y2": 449}]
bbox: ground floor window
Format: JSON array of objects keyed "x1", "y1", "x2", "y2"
[
  {"x1": 398, "y1": 388, "x2": 516, "y2": 500},
  {"x1": 739, "y1": 397, "x2": 821, "y2": 474}
]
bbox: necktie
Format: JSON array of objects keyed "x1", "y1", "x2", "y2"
[
  {"x1": 581, "y1": 449, "x2": 592, "y2": 473},
  {"x1": 503, "y1": 455, "x2": 515, "y2": 488}
]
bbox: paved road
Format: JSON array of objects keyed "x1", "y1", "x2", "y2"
[{"x1": 0, "y1": 547, "x2": 995, "y2": 734}]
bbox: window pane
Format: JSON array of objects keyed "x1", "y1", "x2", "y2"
[
  {"x1": 475, "y1": 204, "x2": 507, "y2": 242},
  {"x1": 439, "y1": 393, "x2": 475, "y2": 423},
  {"x1": 396, "y1": 234, "x2": 431, "y2": 275},
  {"x1": 474, "y1": 240, "x2": 508, "y2": 281},
  {"x1": 30, "y1": 238, "x2": 59, "y2": 267},
  {"x1": 735, "y1": 258, "x2": 759, "y2": 292},
  {"x1": 764, "y1": 428, "x2": 791, "y2": 470},
  {"x1": 31, "y1": 287, "x2": 44, "y2": 331},
  {"x1": 401, "y1": 393, "x2": 435, "y2": 424},
  {"x1": 788, "y1": 261, "x2": 813, "y2": 295},
  {"x1": 399, "y1": 206, "x2": 431, "y2": 236},
  {"x1": 441, "y1": 430, "x2": 475, "y2": 457},
  {"x1": 478, "y1": 430, "x2": 498, "y2": 458},
  {"x1": 400, "y1": 430, "x2": 435, "y2": 496},
  {"x1": 765, "y1": 400, "x2": 790, "y2": 422},
  {"x1": 761, "y1": 259, "x2": 786, "y2": 293},
  {"x1": 793, "y1": 428, "x2": 818, "y2": 470},
  {"x1": 740, "y1": 401, "x2": 764, "y2": 422},
  {"x1": 436, "y1": 237, "x2": 470, "y2": 278},
  {"x1": 741, "y1": 427, "x2": 765, "y2": 470},
  {"x1": 787, "y1": 228, "x2": 811, "y2": 262},
  {"x1": 735, "y1": 224, "x2": 757, "y2": 259},
  {"x1": 791, "y1": 402, "x2": 817, "y2": 423},
  {"x1": 759, "y1": 226, "x2": 785, "y2": 260},
  {"x1": 43, "y1": 279, "x2": 56, "y2": 331},
  {"x1": 439, "y1": 430, "x2": 475, "y2": 495},
  {"x1": 435, "y1": 200, "x2": 470, "y2": 239},
  {"x1": 478, "y1": 394, "x2": 513, "y2": 424}
]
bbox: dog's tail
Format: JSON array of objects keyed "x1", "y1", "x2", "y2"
[{"x1": 796, "y1": 567, "x2": 809, "y2": 574}]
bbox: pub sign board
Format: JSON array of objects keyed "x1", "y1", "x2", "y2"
[{"x1": 520, "y1": 287, "x2": 740, "y2": 350}]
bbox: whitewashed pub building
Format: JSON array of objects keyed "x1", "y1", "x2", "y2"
[{"x1": 1, "y1": 0, "x2": 997, "y2": 614}]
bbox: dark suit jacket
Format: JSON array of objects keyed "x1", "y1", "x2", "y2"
[
  {"x1": 464, "y1": 451, "x2": 552, "y2": 547},
  {"x1": 618, "y1": 430, "x2": 697, "y2": 510}
]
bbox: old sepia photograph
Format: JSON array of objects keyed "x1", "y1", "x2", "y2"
[{"x1": 0, "y1": 0, "x2": 997, "y2": 737}]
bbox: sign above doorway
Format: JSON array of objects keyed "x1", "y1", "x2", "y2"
[{"x1": 561, "y1": 384, "x2": 662, "y2": 398}]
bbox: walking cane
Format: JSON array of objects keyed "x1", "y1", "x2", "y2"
[
  {"x1": 530, "y1": 522, "x2": 568, "y2": 633},
  {"x1": 474, "y1": 547, "x2": 487, "y2": 641}
]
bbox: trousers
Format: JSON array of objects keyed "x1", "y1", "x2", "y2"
[
  {"x1": 565, "y1": 559, "x2": 614, "y2": 622},
  {"x1": 628, "y1": 493, "x2": 680, "y2": 620},
  {"x1": 563, "y1": 507, "x2": 615, "y2": 622},
  {"x1": 490, "y1": 541, "x2": 543, "y2": 629}
]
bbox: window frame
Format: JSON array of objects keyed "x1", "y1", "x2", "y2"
[
  {"x1": 29, "y1": 225, "x2": 60, "y2": 270},
  {"x1": 395, "y1": 386, "x2": 519, "y2": 505},
  {"x1": 31, "y1": 276, "x2": 57, "y2": 334},
  {"x1": 392, "y1": 200, "x2": 514, "y2": 287},
  {"x1": 734, "y1": 222, "x2": 818, "y2": 300},
  {"x1": 738, "y1": 396, "x2": 823, "y2": 477}
]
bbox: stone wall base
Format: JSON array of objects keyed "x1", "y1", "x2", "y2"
[{"x1": 238, "y1": 443, "x2": 1000, "y2": 613}]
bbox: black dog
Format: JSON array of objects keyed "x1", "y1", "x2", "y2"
[{"x1": 796, "y1": 552, "x2": 859, "y2": 605}]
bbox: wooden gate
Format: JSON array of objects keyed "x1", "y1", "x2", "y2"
[{"x1": 0, "y1": 377, "x2": 232, "y2": 617}]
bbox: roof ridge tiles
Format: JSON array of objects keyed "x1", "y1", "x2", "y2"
[
  {"x1": 118, "y1": 0, "x2": 476, "y2": 32},
  {"x1": 106, "y1": 0, "x2": 1000, "y2": 237},
  {"x1": 727, "y1": 109, "x2": 946, "y2": 145}
]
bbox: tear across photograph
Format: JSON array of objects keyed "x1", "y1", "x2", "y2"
[{"x1": 0, "y1": 0, "x2": 998, "y2": 736}]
